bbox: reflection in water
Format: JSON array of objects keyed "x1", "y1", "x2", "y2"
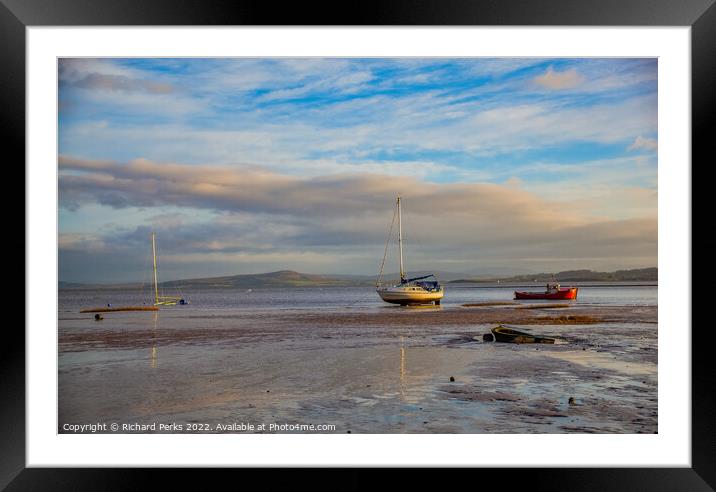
[
  {"x1": 151, "y1": 312, "x2": 158, "y2": 369},
  {"x1": 399, "y1": 336, "x2": 406, "y2": 401}
]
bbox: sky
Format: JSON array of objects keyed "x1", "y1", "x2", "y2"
[{"x1": 58, "y1": 58, "x2": 658, "y2": 283}]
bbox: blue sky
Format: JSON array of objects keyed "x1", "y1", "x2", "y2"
[{"x1": 58, "y1": 58, "x2": 657, "y2": 282}]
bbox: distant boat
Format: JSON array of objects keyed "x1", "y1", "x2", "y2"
[
  {"x1": 151, "y1": 233, "x2": 188, "y2": 306},
  {"x1": 514, "y1": 281, "x2": 577, "y2": 300},
  {"x1": 376, "y1": 195, "x2": 444, "y2": 306},
  {"x1": 491, "y1": 325, "x2": 555, "y2": 344},
  {"x1": 79, "y1": 233, "x2": 184, "y2": 313}
]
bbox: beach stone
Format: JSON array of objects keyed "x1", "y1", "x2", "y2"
[
  {"x1": 449, "y1": 376, "x2": 455, "y2": 382},
  {"x1": 568, "y1": 397, "x2": 576, "y2": 405},
  {"x1": 94, "y1": 314, "x2": 103, "y2": 321},
  {"x1": 482, "y1": 333, "x2": 494, "y2": 342}
]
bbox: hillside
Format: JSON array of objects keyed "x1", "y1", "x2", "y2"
[
  {"x1": 160, "y1": 270, "x2": 357, "y2": 289},
  {"x1": 59, "y1": 267, "x2": 658, "y2": 290}
]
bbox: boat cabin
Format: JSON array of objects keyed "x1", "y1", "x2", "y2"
[{"x1": 415, "y1": 280, "x2": 441, "y2": 292}]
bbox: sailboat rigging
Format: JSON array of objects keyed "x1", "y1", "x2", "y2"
[
  {"x1": 79, "y1": 232, "x2": 186, "y2": 313},
  {"x1": 151, "y1": 232, "x2": 187, "y2": 306},
  {"x1": 376, "y1": 195, "x2": 444, "y2": 305}
]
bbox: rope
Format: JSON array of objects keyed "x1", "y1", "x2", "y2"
[
  {"x1": 153, "y1": 235, "x2": 184, "y2": 303},
  {"x1": 139, "y1": 240, "x2": 151, "y2": 304},
  {"x1": 376, "y1": 202, "x2": 398, "y2": 287},
  {"x1": 401, "y1": 197, "x2": 421, "y2": 280}
]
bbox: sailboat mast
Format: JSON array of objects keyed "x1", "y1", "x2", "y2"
[
  {"x1": 152, "y1": 233, "x2": 159, "y2": 305},
  {"x1": 397, "y1": 195, "x2": 405, "y2": 282}
]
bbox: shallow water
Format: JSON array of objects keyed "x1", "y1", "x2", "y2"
[
  {"x1": 58, "y1": 283, "x2": 657, "y2": 434},
  {"x1": 59, "y1": 282, "x2": 657, "y2": 314}
]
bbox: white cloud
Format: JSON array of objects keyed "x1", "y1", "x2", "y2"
[
  {"x1": 59, "y1": 58, "x2": 140, "y2": 82},
  {"x1": 628, "y1": 135, "x2": 658, "y2": 152},
  {"x1": 57, "y1": 59, "x2": 659, "y2": 280},
  {"x1": 533, "y1": 66, "x2": 585, "y2": 90},
  {"x1": 59, "y1": 91, "x2": 657, "y2": 173}
]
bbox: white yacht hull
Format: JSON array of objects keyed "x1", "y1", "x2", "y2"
[{"x1": 376, "y1": 286, "x2": 444, "y2": 305}]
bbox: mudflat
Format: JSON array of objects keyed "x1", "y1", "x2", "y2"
[{"x1": 59, "y1": 302, "x2": 657, "y2": 434}]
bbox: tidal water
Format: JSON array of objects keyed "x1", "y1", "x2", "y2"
[
  {"x1": 58, "y1": 282, "x2": 658, "y2": 434},
  {"x1": 59, "y1": 282, "x2": 657, "y2": 314}
]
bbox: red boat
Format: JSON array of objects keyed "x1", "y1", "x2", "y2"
[{"x1": 514, "y1": 282, "x2": 578, "y2": 300}]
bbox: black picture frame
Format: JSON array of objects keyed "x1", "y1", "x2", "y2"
[{"x1": 7, "y1": 0, "x2": 713, "y2": 488}]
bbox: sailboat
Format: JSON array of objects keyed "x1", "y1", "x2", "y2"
[
  {"x1": 79, "y1": 232, "x2": 186, "y2": 313},
  {"x1": 151, "y1": 232, "x2": 187, "y2": 306},
  {"x1": 376, "y1": 195, "x2": 444, "y2": 306}
]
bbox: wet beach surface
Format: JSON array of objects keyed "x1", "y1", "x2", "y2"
[{"x1": 58, "y1": 285, "x2": 657, "y2": 434}]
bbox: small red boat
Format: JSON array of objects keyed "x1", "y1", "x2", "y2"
[{"x1": 514, "y1": 282, "x2": 578, "y2": 300}]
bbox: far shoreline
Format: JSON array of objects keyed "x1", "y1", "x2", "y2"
[{"x1": 58, "y1": 279, "x2": 659, "y2": 291}]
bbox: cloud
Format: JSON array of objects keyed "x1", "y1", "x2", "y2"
[
  {"x1": 60, "y1": 58, "x2": 174, "y2": 94},
  {"x1": 58, "y1": 155, "x2": 656, "y2": 281},
  {"x1": 58, "y1": 59, "x2": 657, "y2": 181},
  {"x1": 257, "y1": 68, "x2": 374, "y2": 102},
  {"x1": 59, "y1": 91, "x2": 657, "y2": 174},
  {"x1": 533, "y1": 67, "x2": 585, "y2": 90},
  {"x1": 71, "y1": 73, "x2": 174, "y2": 94},
  {"x1": 56, "y1": 59, "x2": 658, "y2": 281},
  {"x1": 628, "y1": 135, "x2": 658, "y2": 152},
  {"x1": 59, "y1": 58, "x2": 136, "y2": 81},
  {"x1": 58, "y1": 155, "x2": 584, "y2": 222}
]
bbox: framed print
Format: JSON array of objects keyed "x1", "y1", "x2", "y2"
[{"x1": 8, "y1": 0, "x2": 713, "y2": 488}]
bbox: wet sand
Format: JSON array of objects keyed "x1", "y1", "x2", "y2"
[{"x1": 58, "y1": 303, "x2": 657, "y2": 434}]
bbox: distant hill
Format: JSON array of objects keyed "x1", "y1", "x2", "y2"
[
  {"x1": 449, "y1": 267, "x2": 657, "y2": 283},
  {"x1": 58, "y1": 280, "x2": 143, "y2": 290},
  {"x1": 160, "y1": 270, "x2": 357, "y2": 289},
  {"x1": 59, "y1": 270, "x2": 363, "y2": 290},
  {"x1": 58, "y1": 281, "x2": 85, "y2": 289},
  {"x1": 161, "y1": 269, "x2": 519, "y2": 288},
  {"x1": 59, "y1": 267, "x2": 657, "y2": 290}
]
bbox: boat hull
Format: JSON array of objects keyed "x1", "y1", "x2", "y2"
[
  {"x1": 80, "y1": 306, "x2": 159, "y2": 313},
  {"x1": 514, "y1": 287, "x2": 578, "y2": 300},
  {"x1": 491, "y1": 326, "x2": 555, "y2": 344},
  {"x1": 377, "y1": 287, "x2": 444, "y2": 305}
]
